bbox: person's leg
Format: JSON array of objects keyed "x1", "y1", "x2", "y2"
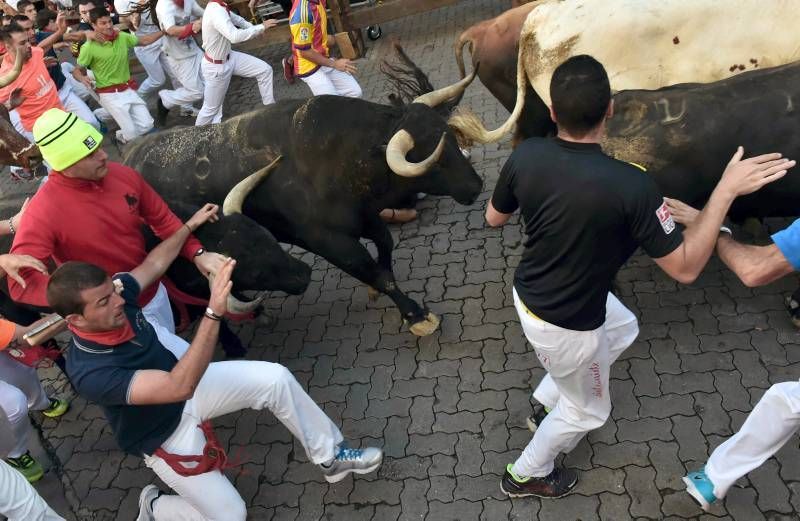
[
  {"x1": 191, "y1": 361, "x2": 343, "y2": 464},
  {"x1": 122, "y1": 89, "x2": 155, "y2": 136},
  {"x1": 142, "y1": 283, "x2": 188, "y2": 359},
  {"x1": 300, "y1": 67, "x2": 338, "y2": 96},
  {"x1": 0, "y1": 381, "x2": 34, "y2": 459},
  {"x1": 0, "y1": 459, "x2": 65, "y2": 521},
  {"x1": 510, "y1": 306, "x2": 609, "y2": 478},
  {"x1": 142, "y1": 412, "x2": 247, "y2": 521},
  {"x1": 528, "y1": 291, "x2": 638, "y2": 413},
  {"x1": 195, "y1": 60, "x2": 231, "y2": 126},
  {"x1": 98, "y1": 91, "x2": 139, "y2": 143},
  {"x1": 159, "y1": 53, "x2": 205, "y2": 110},
  {"x1": 58, "y1": 87, "x2": 101, "y2": 130},
  {"x1": 134, "y1": 41, "x2": 168, "y2": 99},
  {"x1": 0, "y1": 355, "x2": 50, "y2": 413},
  {"x1": 689, "y1": 381, "x2": 800, "y2": 504},
  {"x1": 230, "y1": 51, "x2": 274, "y2": 105},
  {"x1": 326, "y1": 67, "x2": 362, "y2": 98}
]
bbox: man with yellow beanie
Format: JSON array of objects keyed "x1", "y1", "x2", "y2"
[{"x1": 9, "y1": 108, "x2": 228, "y2": 358}]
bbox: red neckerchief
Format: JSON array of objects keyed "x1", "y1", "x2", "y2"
[
  {"x1": 69, "y1": 321, "x2": 135, "y2": 346},
  {"x1": 173, "y1": 0, "x2": 184, "y2": 8},
  {"x1": 103, "y1": 30, "x2": 120, "y2": 42},
  {"x1": 209, "y1": 0, "x2": 230, "y2": 12}
]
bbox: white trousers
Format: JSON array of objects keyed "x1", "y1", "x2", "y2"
[
  {"x1": 159, "y1": 52, "x2": 205, "y2": 110},
  {"x1": 196, "y1": 51, "x2": 274, "y2": 126},
  {"x1": 300, "y1": 66, "x2": 362, "y2": 98},
  {"x1": 706, "y1": 380, "x2": 800, "y2": 498},
  {"x1": 0, "y1": 354, "x2": 50, "y2": 458},
  {"x1": 0, "y1": 460, "x2": 64, "y2": 521},
  {"x1": 135, "y1": 40, "x2": 177, "y2": 99},
  {"x1": 98, "y1": 89, "x2": 154, "y2": 144},
  {"x1": 511, "y1": 289, "x2": 639, "y2": 477},
  {"x1": 59, "y1": 63, "x2": 111, "y2": 123},
  {"x1": 142, "y1": 361, "x2": 343, "y2": 521},
  {"x1": 141, "y1": 282, "x2": 188, "y2": 360},
  {"x1": 58, "y1": 83, "x2": 101, "y2": 131}
]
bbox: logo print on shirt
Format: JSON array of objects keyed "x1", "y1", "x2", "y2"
[
  {"x1": 299, "y1": 27, "x2": 309, "y2": 41},
  {"x1": 656, "y1": 201, "x2": 676, "y2": 234},
  {"x1": 124, "y1": 193, "x2": 139, "y2": 213},
  {"x1": 34, "y1": 74, "x2": 53, "y2": 98}
]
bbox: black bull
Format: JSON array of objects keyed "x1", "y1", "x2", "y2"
[
  {"x1": 124, "y1": 94, "x2": 483, "y2": 335},
  {"x1": 458, "y1": 41, "x2": 800, "y2": 220},
  {"x1": 0, "y1": 197, "x2": 311, "y2": 349}
]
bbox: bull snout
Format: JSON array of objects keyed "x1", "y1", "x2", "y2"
[
  {"x1": 272, "y1": 258, "x2": 312, "y2": 295},
  {"x1": 454, "y1": 172, "x2": 483, "y2": 206}
]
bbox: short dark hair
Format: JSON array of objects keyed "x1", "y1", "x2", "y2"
[
  {"x1": 549, "y1": 55, "x2": 611, "y2": 137},
  {"x1": 16, "y1": 0, "x2": 34, "y2": 11},
  {"x1": 1, "y1": 22, "x2": 26, "y2": 43},
  {"x1": 47, "y1": 262, "x2": 109, "y2": 316},
  {"x1": 77, "y1": 0, "x2": 96, "y2": 7},
  {"x1": 36, "y1": 9, "x2": 57, "y2": 29},
  {"x1": 88, "y1": 6, "x2": 110, "y2": 23},
  {"x1": 12, "y1": 14, "x2": 30, "y2": 23}
]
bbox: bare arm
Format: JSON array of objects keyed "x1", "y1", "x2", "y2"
[
  {"x1": 135, "y1": 29, "x2": 163, "y2": 46},
  {"x1": 716, "y1": 237, "x2": 794, "y2": 287},
  {"x1": 71, "y1": 65, "x2": 94, "y2": 90},
  {"x1": 129, "y1": 203, "x2": 218, "y2": 291},
  {"x1": 37, "y1": 11, "x2": 68, "y2": 52},
  {"x1": 127, "y1": 257, "x2": 235, "y2": 405},
  {"x1": 485, "y1": 200, "x2": 512, "y2": 227},
  {"x1": 653, "y1": 147, "x2": 793, "y2": 284},
  {"x1": 298, "y1": 48, "x2": 356, "y2": 74}
]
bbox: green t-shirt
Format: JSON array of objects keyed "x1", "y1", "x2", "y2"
[{"x1": 77, "y1": 32, "x2": 138, "y2": 89}]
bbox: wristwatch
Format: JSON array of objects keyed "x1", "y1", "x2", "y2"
[
  {"x1": 719, "y1": 226, "x2": 733, "y2": 237},
  {"x1": 193, "y1": 247, "x2": 205, "y2": 257}
]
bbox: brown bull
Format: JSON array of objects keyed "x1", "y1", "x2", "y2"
[
  {"x1": 0, "y1": 52, "x2": 44, "y2": 170},
  {"x1": 453, "y1": 2, "x2": 554, "y2": 143}
]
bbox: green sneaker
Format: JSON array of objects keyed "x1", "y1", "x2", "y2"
[
  {"x1": 42, "y1": 397, "x2": 69, "y2": 418},
  {"x1": 6, "y1": 451, "x2": 44, "y2": 483}
]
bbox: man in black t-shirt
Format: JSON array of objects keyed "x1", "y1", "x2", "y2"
[{"x1": 487, "y1": 55, "x2": 794, "y2": 499}]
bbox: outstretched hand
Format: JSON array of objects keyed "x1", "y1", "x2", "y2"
[
  {"x1": 664, "y1": 198, "x2": 700, "y2": 226},
  {"x1": 208, "y1": 257, "x2": 235, "y2": 316},
  {"x1": 0, "y1": 254, "x2": 47, "y2": 288},
  {"x1": 185, "y1": 203, "x2": 219, "y2": 232},
  {"x1": 718, "y1": 146, "x2": 795, "y2": 198}
]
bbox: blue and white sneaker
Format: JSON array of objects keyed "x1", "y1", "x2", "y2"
[
  {"x1": 321, "y1": 444, "x2": 383, "y2": 483},
  {"x1": 683, "y1": 468, "x2": 718, "y2": 511}
]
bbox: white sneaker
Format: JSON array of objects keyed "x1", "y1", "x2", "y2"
[
  {"x1": 321, "y1": 445, "x2": 383, "y2": 483},
  {"x1": 179, "y1": 106, "x2": 200, "y2": 117},
  {"x1": 136, "y1": 484, "x2": 161, "y2": 521}
]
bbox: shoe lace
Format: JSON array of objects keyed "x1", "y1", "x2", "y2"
[{"x1": 335, "y1": 446, "x2": 363, "y2": 462}]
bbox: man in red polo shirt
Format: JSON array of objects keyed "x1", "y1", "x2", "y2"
[{"x1": 9, "y1": 107, "x2": 226, "y2": 358}]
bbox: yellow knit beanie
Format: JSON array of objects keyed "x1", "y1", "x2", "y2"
[{"x1": 33, "y1": 109, "x2": 103, "y2": 171}]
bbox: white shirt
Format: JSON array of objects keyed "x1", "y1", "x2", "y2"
[
  {"x1": 115, "y1": 0, "x2": 160, "y2": 37},
  {"x1": 201, "y1": 1, "x2": 263, "y2": 61},
  {"x1": 155, "y1": 0, "x2": 204, "y2": 60}
]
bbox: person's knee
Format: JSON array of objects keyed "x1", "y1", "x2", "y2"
[
  {"x1": 204, "y1": 495, "x2": 246, "y2": 521},
  {"x1": 0, "y1": 388, "x2": 29, "y2": 423},
  {"x1": 347, "y1": 84, "x2": 363, "y2": 98}
]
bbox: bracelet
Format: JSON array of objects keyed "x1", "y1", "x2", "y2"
[
  {"x1": 204, "y1": 307, "x2": 222, "y2": 321},
  {"x1": 8, "y1": 217, "x2": 15, "y2": 235},
  {"x1": 183, "y1": 223, "x2": 192, "y2": 233},
  {"x1": 719, "y1": 226, "x2": 733, "y2": 237}
]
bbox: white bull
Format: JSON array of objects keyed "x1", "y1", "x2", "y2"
[{"x1": 462, "y1": 0, "x2": 800, "y2": 143}]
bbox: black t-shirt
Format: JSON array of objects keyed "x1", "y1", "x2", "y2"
[
  {"x1": 35, "y1": 31, "x2": 66, "y2": 90},
  {"x1": 65, "y1": 273, "x2": 184, "y2": 457},
  {"x1": 492, "y1": 137, "x2": 683, "y2": 330}
]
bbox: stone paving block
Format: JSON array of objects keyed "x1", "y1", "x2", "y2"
[
  {"x1": 693, "y1": 392, "x2": 732, "y2": 436},
  {"x1": 538, "y1": 493, "x2": 600, "y2": 520},
  {"x1": 399, "y1": 479, "x2": 430, "y2": 521},
  {"x1": 750, "y1": 458, "x2": 792, "y2": 513},
  {"x1": 323, "y1": 504, "x2": 373, "y2": 521},
  {"x1": 661, "y1": 372, "x2": 716, "y2": 395},
  {"x1": 672, "y1": 416, "x2": 709, "y2": 462},
  {"x1": 625, "y1": 465, "x2": 662, "y2": 518},
  {"x1": 426, "y1": 499, "x2": 483, "y2": 521},
  {"x1": 593, "y1": 441, "x2": 650, "y2": 468},
  {"x1": 611, "y1": 378, "x2": 641, "y2": 420},
  {"x1": 574, "y1": 467, "x2": 625, "y2": 496},
  {"x1": 649, "y1": 440, "x2": 686, "y2": 490},
  {"x1": 407, "y1": 433, "x2": 458, "y2": 457},
  {"x1": 481, "y1": 498, "x2": 512, "y2": 521},
  {"x1": 724, "y1": 487, "x2": 766, "y2": 521},
  {"x1": 617, "y1": 418, "x2": 674, "y2": 443},
  {"x1": 350, "y1": 478, "x2": 402, "y2": 505},
  {"x1": 680, "y1": 351, "x2": 735, "y2": 372},
  {"x1": 428, "y1": 475, "x2": 455, "y2": 503},
  {"x1": 630, "y1": 358, "x2": 661, "y2": 397},
  {"x1": 639, "y1": 394, "x2": 695, "y2": 418},
  {"x1": 455, "y1": 432, "x2": 484, "y2": 477}
]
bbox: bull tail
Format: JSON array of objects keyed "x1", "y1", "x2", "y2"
[
  {"x1": 448, "y1": 31, "x2": 528, "y2": 144},
  {"x1": 454, "y1": 31, "x2": 474, "y2": 79}
]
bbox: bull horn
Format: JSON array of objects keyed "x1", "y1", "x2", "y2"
[
  {"x1": 386, "y1": 130, "x2": 446, "y2": 178},
  {"x1": 222, "y1": 155, "x2": 282, "y2": 216},
  {"x1": 412, "y1": 68, "x2": 477, "y2": 107},
  {"x1": 206, "y1": 272, "x2": 266, "y2": 315},
  {"x1": 0, "y1": 52, "x2": 24, "y2": 88}
]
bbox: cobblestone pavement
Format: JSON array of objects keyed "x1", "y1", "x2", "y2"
[{"x1": 8, "y1": 0, "x2": 800, "y2": 519}]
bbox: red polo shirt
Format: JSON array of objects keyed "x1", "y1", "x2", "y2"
[{"x1": 9, "y1": 162, "x2": 203, "y2": 307}]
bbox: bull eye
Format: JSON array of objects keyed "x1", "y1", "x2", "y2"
[{"x1": 195, "y1": 159, "x2": 211, "y2": 180}]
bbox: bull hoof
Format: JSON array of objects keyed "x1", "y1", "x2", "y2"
[
  {"x1": 409, "y1": 312, "x2": 440, "y2": 336},
  {"x1": 368, "y1": 286, "x2": 381, "y2": 302}
]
